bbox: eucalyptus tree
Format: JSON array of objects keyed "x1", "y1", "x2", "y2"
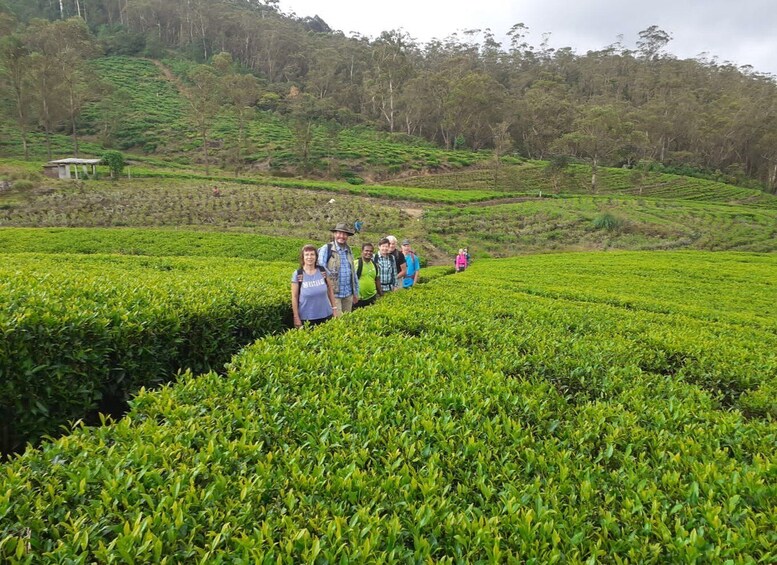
[
  {"x1": 511, "y1": 76, "x2": 575, "y2": 159},
  {"x1": 636, "y1": 25, "x2": 673, "y2": 61},
  {"x1": 212, "y1": 51, "x2": 261, "y2": 175},
  {"x1": 445, "y1": 71, "x2": 506, "y2": 150},
  {"x1": 0, "y1": 29, "x2": 34, "y2": 159},
  {"x1": 183, "y1": 63, "x2": 221, "y2": 175},
  {"x1": 554, "y1": 104, "x2": 646, "y2": 192},
  {"x1": 55, "y1": 17, "x2": 100, "y2": 155},
  {"x1": 24, "y1": 17, "x2": 97, "y2": 159},
  {"x1": 365, "y1": 30, "x2": 416, "y2": 132}
]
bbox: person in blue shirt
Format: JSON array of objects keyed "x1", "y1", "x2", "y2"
[
  {"x1": 291, "y1": 244, "x2": 338, "y2": 328},
  {"x1": 401, "y1": 239, "x2": 421, "y2": 288},
  {"x1": 317, "y1": 223, "x2": 360, "y2": 313}
]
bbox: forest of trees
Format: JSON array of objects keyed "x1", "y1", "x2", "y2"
[{"x1": 2, "y1": 0, "x2": 777, "y2": 192}]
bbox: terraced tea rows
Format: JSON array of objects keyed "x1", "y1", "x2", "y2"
[
  {"x1": 1, "y1": 252, "x2": 774, "y2": 562},
  {"x1": 0, "y1": 228, "x2": 306, "y2": 261},
  {"x1": 395, "y1": 163, "x2": 777, "y2": 209},
  {"x1": 425, "y1": 197, "x2": 777, "y2": 256}
]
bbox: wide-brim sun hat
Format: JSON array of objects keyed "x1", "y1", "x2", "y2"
[{"x1": 330, "y1": 222, "x2": 355, "y2": 236}]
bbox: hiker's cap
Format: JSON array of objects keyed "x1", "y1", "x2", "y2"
[
  {"x1": 401, "y1": 239, "x2": 411, "y2": 246},
  {"x1": 330, "y1": 223, "x2": 355, "y2": 235}
]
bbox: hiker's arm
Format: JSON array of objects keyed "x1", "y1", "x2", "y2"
[
  {"x1": 291, "y1": 282, "x2": 302, "y2": 328},
  {"x1": 326, "y1": 277, "x2": 340, "y2": 317},
  {"x1": 376, "y1": 272, "x2": 383, "y2": 296}
]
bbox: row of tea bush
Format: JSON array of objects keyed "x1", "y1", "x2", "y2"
[{"x1": 1, "y1": 251, "x2": 774, "y2": 561}]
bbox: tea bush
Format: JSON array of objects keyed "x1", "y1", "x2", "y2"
[
  {"x1": 0, "y1": 228, "x2": 306, "y2": 261},
  {"x1": 1, "y1": 251, "x2": 775, "y2": 561},
  {"x1": 0, "y1": 253, "x2": 291, "y2": 454}
]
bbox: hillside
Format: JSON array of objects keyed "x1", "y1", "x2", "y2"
[
  {"x1": 3, "y1": 0, "x2": 777, "y2": 190},
  {"x1": 2, "y1": 52, "x2": 777, "y2": 261}
]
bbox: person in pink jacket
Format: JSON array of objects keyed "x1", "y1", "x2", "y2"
[{"x1": 455, "y1": 249, "x2": 468, "y2": 273}]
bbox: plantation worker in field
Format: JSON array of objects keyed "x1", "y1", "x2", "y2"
[
  {"x1": 386, "y1": 235, "x2": 407, "y2": 288},
  {"x1": 291, "y1": 244, "x2": 339, "y2": 328},
  {"x1": 455, "y1": 249, "x2": 468, "y2": 273},
  {"x1": 317, "y1": 223, "x2": 360, "y2": 313},
  {"x1": 353, "y1": 242, "x2": 381, "y2": 310},
  {"x1": 401, "y1": 239, "x2": 421, "y2": 288},
  {"x1": 376, "y1": 237, "x2": 398, "y2": 293}
]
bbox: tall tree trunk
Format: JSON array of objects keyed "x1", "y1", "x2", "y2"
[
  {"x1": 591, "y1": 156, "x2": 598, "y2": 193},
  {"x1": 202, "y1": 129, "x2": 210, "y2": 176},
  {"x1": 71, "y1": 114, "x2": 79, "y2": 156}
]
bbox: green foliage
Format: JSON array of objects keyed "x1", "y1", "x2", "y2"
[
  {"x1": 101, "y1": 150, "x2": 125, "y2": 179},
  {"x1": 80, "y1": 57, "x2": 186, "y2": 152},
  {"x1": 0, "y1": 252, "x2": 775, "y2": 561},
  {"x1": 10, "y1": 179, "x2": 33, "y2": 190},
  {"x1": 592, "y1": 212, "x2": 623, "y2": 231},
  {"x1": 424, "y1": 197, "x2": 777, "y2": 256},
  {"x1": 396, "y1": 162, "x2": 777, "y2": 208},
  {"x1": 0, "y1": 228, "x2": 306, "y2": 261},
  {"x1": 0, "y1": 253, "x2": 292, "y2": 454}
]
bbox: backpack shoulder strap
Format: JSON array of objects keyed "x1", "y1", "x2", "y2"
[{"x1": 356, "y1": 257, "x2": 363, "y2": 279}]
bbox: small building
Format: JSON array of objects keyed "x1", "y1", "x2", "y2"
[{"x1": 43, "y1": 158, "x2": 102, "y2": 180}]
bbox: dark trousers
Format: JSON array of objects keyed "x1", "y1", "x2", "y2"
[
  {"x1": 353, "y1": 295, "x2": 378, "y2": 310},
  {"x1": 302, "y1": 315, "x2": 332, "y2": 327}
]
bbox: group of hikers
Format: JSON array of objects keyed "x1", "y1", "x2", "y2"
[{"x1": 291, "y1": 223, "x2": 423, "y2": 328}]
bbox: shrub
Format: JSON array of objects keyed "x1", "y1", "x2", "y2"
[
  {"x1": 592, "y1": 212, "x2": 623, "y2": 231},
  {"x1": 102, "y1": 150, "x2": 126, "y2": 179},
  {"x1": 11, "y1": 179, "x2": 34, "y2": 190}
]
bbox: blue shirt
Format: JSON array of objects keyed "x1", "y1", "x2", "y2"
[
  {"x1": 403, "y1": 252, "x2": 420, "y2": 288},
  {"x1": 291, "y1": 269, "x2": 333, "y2": 321}
]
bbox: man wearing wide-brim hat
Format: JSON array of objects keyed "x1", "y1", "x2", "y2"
[{"x1": 317, "y1": 223, "x2": 360, "y2": 313}]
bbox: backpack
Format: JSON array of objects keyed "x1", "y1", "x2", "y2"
[
  {"x1": 355, "y1": 257, "x2": 364, "y2": 279},
  {"x1": 296, "y1": 265, "x2": 327, "y2": 283},
  {"x1": 320, "y1": 242, "x2": 336, "y2": 267}
]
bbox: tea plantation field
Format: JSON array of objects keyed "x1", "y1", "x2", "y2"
[
  {"x1": 1, "y1": 251, "x2": 775, "y2": 562},
  {"x1": 0, "y1": 253, "x2": 293, "y2": 454}
]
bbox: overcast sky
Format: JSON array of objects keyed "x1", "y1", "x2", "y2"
[{"x1": 279, "y1": 0, "x2": 777, "y2": 77}]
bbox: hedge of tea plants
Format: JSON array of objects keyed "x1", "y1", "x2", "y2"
[
  {"x1": 425, "y1": 197, "x2": 777, "y2": 256},
  {"x1": 0, "y1": 253, "x2": 291, "y2": 455},
  {"x1": 0, "y1": 228, "x2": 306, "y2": 262},
  {"x1": 1, "y1": 251, "x2": 775, "y2": 562},
  {"x1": 394, "y1": 162, "x2": 777, "y2": 209}
]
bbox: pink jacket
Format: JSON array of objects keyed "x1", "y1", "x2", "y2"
[{"x1": 455, "y1": 253, "x2": 467, "y2": 268}]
